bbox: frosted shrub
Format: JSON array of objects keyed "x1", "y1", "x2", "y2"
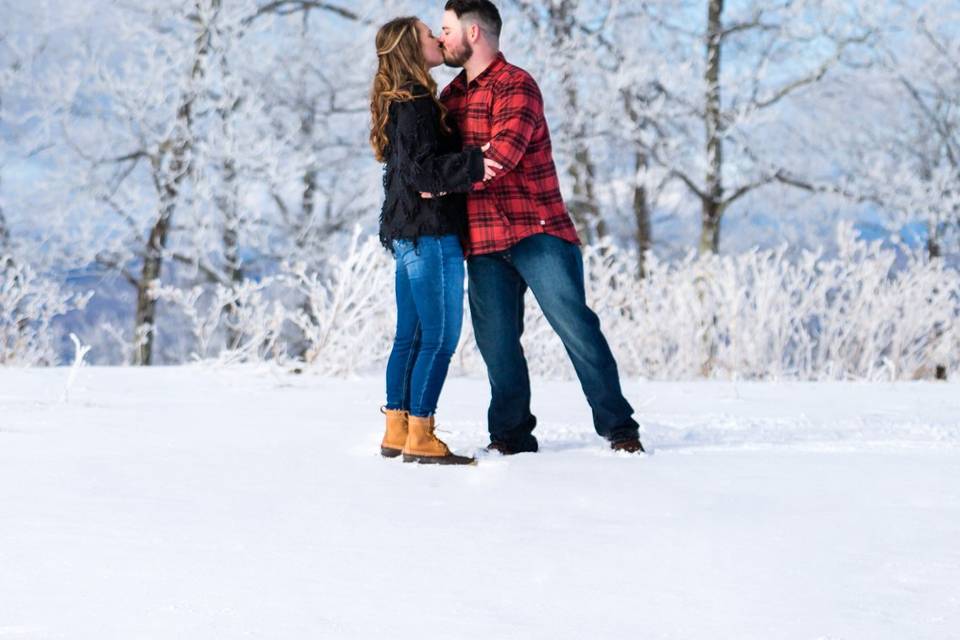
[
  {"x1": 573, "y1": 224, "x2": 959, "y2": 381},
  {"x1": 153, "y1": 278, "x2": 289, "y2": 365},
  {"x1": 151, "y1": 229, "x2": 393, "y2": 373},
  {"x1": 0, "y1": 257, "x2": 92, "y2": 366},
  {"x1": 287, "y1": 229, "x2": 395, "y2": 376},
  {"x1": 130, "y1": 223, "x2": 959, "y2": 381},
  {"x1": 288, "y1": 225, "x2": 960, "y2": 380}
]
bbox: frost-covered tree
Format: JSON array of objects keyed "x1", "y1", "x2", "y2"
[
  {"x1": 611, "y1": 0, "x2": 874, "y2": 254},
  {"x1": 58, "y1": 1, "x2": 285, "y2": 364},
  {"x1": 247, "y1": 0, "x2": 384, "y2": 266},
  {"x1": 847, "y1": 0, "x2": 960, "y2": 259},
  {"x1": 505, "y1": 0, "x2": 612, "y2": 243},
  {"x1": 0, "y1": 36, "x2": 13, "y2": 256},
  {"x1": 1, "y1": 0, "x2": 958, "y2": 375},
  {"x1": 0, "y1": 4, "x2": 45, "y2": 262},
  {"x1": 56, "y1": 2, "x2": 221, "y2": 364}
]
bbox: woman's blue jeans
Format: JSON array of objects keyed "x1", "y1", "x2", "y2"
[{"x1": 385, "y1": 235, "x2": 465, "y2": 418}]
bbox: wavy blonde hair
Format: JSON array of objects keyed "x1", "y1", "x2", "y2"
[{"x1": 370, "y1": 16, "x2": 450, "y2": 162}]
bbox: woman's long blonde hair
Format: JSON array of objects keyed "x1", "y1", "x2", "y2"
[{"x1": 370, "y1": 16, "x2": 450, "y2": 162}]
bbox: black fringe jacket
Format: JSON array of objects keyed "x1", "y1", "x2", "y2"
[{"x1": 378, "y1": 85, "x2": 484, "y2": 251}]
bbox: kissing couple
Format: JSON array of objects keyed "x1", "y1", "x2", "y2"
[{"x1": 370, "y1": 0, "x2": 644, "y2": 465}]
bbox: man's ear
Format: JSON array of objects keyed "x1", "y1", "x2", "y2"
[{"x1": 469, "y1": 23, "x2": 480, "y2": 43}]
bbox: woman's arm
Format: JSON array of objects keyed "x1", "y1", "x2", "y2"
[{"x1": 392, "y1": 98, "x2": 485, "y2": 195}]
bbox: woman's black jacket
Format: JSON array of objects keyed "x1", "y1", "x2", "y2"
[{"x1": 378, "y1": 85, "x2": 484, "y2": 251}]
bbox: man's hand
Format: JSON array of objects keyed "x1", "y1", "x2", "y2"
[
  {"x1": 481, "y1": 142, "x2": 503, "y2": 182},
  {"x1": 420, "y1": 191, "x2": 447, "y2": 199}
]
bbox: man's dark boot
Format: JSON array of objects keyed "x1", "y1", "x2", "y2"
[
  {"x1": 486, "y1": 434, "x2": 538, "y2": 455},
  {"x1": 610, "y1": 436, "x2": 645, "y2": 453}
]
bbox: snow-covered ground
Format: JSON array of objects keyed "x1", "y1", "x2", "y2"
[{"x1": 1, "y1": 367, "x2": 958, "y2": 639}]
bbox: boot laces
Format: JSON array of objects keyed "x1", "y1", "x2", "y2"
[{"x1": 430, "y1": 422, "x2": 452, "y2": 454}]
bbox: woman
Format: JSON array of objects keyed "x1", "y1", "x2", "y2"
[{"x1": 370, "y1": 17, "x2": 499, "y2": 465}]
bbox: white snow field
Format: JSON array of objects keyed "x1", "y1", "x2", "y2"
[{"x1": 1, "y1": 367, "x2": 959, "y2": 640}]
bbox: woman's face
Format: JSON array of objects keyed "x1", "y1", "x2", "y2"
[{"x1": 416, "y1": 20, "x2": 444, "y2": 68}]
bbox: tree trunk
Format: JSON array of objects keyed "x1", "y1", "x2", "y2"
[
  {"x1": 133, "y1": 224, "x2": 167, "y2": 366},
  {"x1": 633, "y1": 151, "x2": 652, "y2": 279},
  {"x1": 568, "y1": 127, "x2": 603, "y2": 244},
  {"x1": 0, "y1": 92, "x2": 8, "y2": 254},
  {"x1": 301, "y1": 108, "x2": 318, "y2": 226},
  {"x1": 291, "y1": 105, "x2": 321, "y2": 362},
  {"x1": 925, "y1": 220, "x2": 947, "y2": 380},
  {"x1": 699, "y1": 199, "x2": 722, "y2": 254},
  {"x1": 219, "y1": 155, "x2": 243, "y2": 350},
  {"x1": 700, "y1": 0, "x2": 725, "y2": 376},
  {"x1": 219, "y1": 159, "x2": 242, "y2": 287},
  {"x1": 134, "y1": 128, "x2": 190, "y2": 366},
  {"x1": 0, "y1": 209, "x2": 8, "y2": 253},
  {"x1": 927, "y1": 220, "x2": 941, "y2": 259},
  {"x1": 702, "y1": 0, "x2": 724, "y2": 255},
  {"x1": 215, "y1": 27, "x2": 244, "y2": 350},
  {"x1": 550, "y1": 0, "x2": 605, "y2": 245},
  {"x1": 0, "y1": 190, "x2": 8, "y2": 255},
  {"x1": 133, "y1": 1, "x2": 210, "y2": 364}
]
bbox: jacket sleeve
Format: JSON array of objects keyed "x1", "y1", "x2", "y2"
[{"x1": 392, "y1": 98, "x2": 484, "y2": 194}]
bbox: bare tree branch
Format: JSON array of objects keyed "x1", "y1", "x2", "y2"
[
  {"x1": 899, "y1": 76, "x2": 959, "y2": 169},
  {"x1": 95, "y1": 252, "x2": 140, "y2": 288},
  {"x1": 772, "y1": 169, "x2": 883, "y2": 206},
  {"x1": 752, "y1": 32, "x2": 873, "y2": 110},
  {"x1": 100, "y1": 194, "x2": 146, "y2": 242},
  {"x1": 244, "y1": 1, "x2": 369, "y2": 26},
  {"x1": 721, "y1": 176, "x2": 777, "y2": 211},
  {"x1": 670, "y1": 168, "x2": 709, "y2": 203},
  {"x1": 171, "y1": 252, "x2": 231, "y2": 286},
  {"x1": 720, "y1": 16, "x2": 780, "y2": 40},
  {"x1": 916, "y1": 16, "x2": 960, "y2": 77}
]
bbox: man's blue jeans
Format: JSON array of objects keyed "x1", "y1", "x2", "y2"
[
  {"x1": 467, "y1": 233, "x2": 638, "y2": 450},
  {"x1": 385, "y1": 235, "x2": 465, "y2": 418}
]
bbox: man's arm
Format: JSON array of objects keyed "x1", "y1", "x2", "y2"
[{"x1": 481, "y1": 72, "x2": 542, "y2": 179}]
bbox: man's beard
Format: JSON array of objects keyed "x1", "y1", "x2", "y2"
[{"x1": 442, "y1": 35, "x2": 473, "y2": 68}]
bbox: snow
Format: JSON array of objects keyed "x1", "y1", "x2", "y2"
[{"x1": 1, "y1": 366, "x2": 959, "y2": 639}]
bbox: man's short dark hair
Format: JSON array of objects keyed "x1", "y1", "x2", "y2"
[{"x1": 444, "y1": 0, "x2": 502, "y2": 37}]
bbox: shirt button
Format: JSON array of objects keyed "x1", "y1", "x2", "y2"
[{"x1": 539, "y1": 220, "x2": 546, "y2": 226}]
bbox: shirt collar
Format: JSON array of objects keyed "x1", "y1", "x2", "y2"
[{"x1": 449, "y1": 52, "x2": 507, "y2": 94}]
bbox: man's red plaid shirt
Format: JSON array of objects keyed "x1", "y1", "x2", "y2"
[{"x1": 440, "y1": 53, "x2": 581, "y2": 256}]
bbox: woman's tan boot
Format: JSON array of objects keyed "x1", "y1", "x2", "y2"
[
  {"x1": 380, "y1": 408, "x2": 408, "y2": 458},
  {"x1": 402, "y1": 415, "x2": 475, "y2": 465}
]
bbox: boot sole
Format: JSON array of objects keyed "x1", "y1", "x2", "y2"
[
  {"x1": 610, "y1": 442, "x2": 646, "y2": 454},
  {"x1": 381, "y1": 447, "x2": 403, "y2": 458},
  {"x1": 402, "y1": 453, "x2": 477, "y2": 466}
]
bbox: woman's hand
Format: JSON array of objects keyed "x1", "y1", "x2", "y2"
[
  {"x1": 481, "y1": 143, "x2": 503, "y2": 182},
  {"x1": 420, "y1": 191, "x2": 447, "y2": 199}
]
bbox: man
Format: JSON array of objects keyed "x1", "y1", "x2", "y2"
[{"x1": 437, "y1": 0, "x2": 645, "y2": 454}]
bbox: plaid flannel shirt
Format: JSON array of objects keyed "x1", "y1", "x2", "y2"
[{"x1": 440, "y1": 53, "x2": 580, "y2": 256}]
